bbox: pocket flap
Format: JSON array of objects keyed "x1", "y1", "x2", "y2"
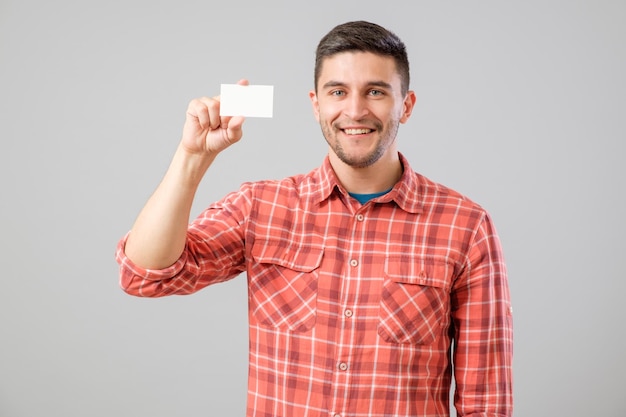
[
  {"x1": 252, "y1": 240, "x2": 324, "y2": 272},
  {"x1": 384, "y1": 256, "x2": 453, "y2": 291}
]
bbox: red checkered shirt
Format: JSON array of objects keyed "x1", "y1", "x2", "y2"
[{"x1": 116, "y1": 153, "x2": 513, "y2": 417}]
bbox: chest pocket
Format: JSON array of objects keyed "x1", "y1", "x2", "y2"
[
  {"x1": 378, "y1": 256, "x2": 453, "y2": 345},
  {"x1": 249, "y1": 241, "x2": 323, "y2": 332}
]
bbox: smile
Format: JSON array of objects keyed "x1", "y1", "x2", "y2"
[{"x1": 343, "y1": 128, "x2": 373, "y2": 135}]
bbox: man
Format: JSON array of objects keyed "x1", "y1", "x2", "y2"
[{"x1": 116, "y1": 20, "x2": 513, "y2": 417}]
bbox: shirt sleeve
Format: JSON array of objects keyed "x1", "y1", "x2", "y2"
[
  {"x1": 451, "y1": 211, "x2": 514, "y2": 417},
  {"x1": 115, "y1": 185, "x2": 254, "y2": 297}
]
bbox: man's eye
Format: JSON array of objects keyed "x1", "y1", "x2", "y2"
[
  {"x1": 331, "y1": 90, "x2": 345, "y2": 96},
  {"x1": 369, "y1": 89, "x2": 384, "y2": 96}
]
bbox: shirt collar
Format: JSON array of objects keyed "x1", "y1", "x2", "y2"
[{"x1": 313, "y1": 152, "x2": 423, "y2": 214}]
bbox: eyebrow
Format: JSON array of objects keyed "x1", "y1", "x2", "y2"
[{"x1": 321, "y1": 80, "x2": 394, "y2": 90}]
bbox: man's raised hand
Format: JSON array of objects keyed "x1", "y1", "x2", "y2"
[{"x1": 181, "y1": 78, "x2": 248, "y2": 156}]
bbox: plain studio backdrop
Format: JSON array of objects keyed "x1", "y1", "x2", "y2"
[{"x1": 1, "y1": 1, "x2": 624, "y2": 416}]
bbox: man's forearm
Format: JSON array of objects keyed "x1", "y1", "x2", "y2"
[{"x1": 124, "y1": 145, "x2": 217, "y2": 269}]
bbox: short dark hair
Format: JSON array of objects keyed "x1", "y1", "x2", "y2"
[{"x1": 314, "y1": 21, "x2": 410, "y2": 94}]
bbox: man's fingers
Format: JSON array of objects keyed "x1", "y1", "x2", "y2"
[
  {"x1": 206, "y1": 97, "x2": 221, "y2": 129},
  {"x1": 188, "y1": 97, "x2": 223, "y2": 129},
  {"x1": 195, "y1": 81, "x2": 248, "y2": 129},
  {"x1": 189, "y1": 99, "x2": 208, "y2": 129}
]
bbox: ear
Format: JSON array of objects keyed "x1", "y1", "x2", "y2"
[
  {"x1": 399, "y1": 90, "x2": 417, "y2": 124},
  {"x1": 309, "y1": 90, "x2": 320, "y2": 122}
]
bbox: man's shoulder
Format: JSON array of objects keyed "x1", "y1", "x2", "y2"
[
  {"x1": 239, "y1": 166, "x2": 322, "y2": 197},
  {"x1": 413, "y1": 171, "x2": 486, "y2": 215}
]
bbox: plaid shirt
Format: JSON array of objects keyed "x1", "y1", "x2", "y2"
[{"x1": 116, "y1": 153, "x2": 513, "y2": 417}]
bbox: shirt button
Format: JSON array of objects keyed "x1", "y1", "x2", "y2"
[
  {"x1": 334, "y1": 414, "x2": 341, "y2": 417},
  {"x1": 356, "y1": 213, "x2": 364, "y2": 222},
  {"x1": 344, "y1": 309, "x2": 353, "y2": 318},
  {"x1": 338, "y1": 362, "x2": 348, "y2": 371},
  {"x1": 350, "y1": 259, "x2": 358, "y2": 267}
]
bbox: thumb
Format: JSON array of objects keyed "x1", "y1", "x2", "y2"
[
  {"x1": 236, "y1": 78, "x2": 249, "y2": 87},
  {"x1": 227, "y1": 115, "x2": 245, "y2": 142}
]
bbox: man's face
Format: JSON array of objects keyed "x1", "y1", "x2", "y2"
[{"x1": 310, "y1": 52, "x2": 415, "y2": 169}]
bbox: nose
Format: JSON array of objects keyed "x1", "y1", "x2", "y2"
[{"x1": 343, "y1": 94, "x2": 370, "y2": 120}]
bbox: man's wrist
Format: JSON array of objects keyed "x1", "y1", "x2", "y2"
[{"x1": 171, "y1": 145, "x2": 217, "y2": 188}]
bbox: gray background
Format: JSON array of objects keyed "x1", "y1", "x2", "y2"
[{"x1": 1, "y1": 1, "x2": 624, "y2": 416}]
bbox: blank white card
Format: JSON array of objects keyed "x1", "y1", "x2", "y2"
[{"x1": 219, "y1": 84, "x2": 274, "y2": 118}]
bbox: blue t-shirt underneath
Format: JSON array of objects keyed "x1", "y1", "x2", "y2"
[{"x1": 348, "y1": 188, "x2": 392, "y2": 204}]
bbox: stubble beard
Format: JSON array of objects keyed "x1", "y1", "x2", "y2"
[{"x1": 320, "y1": 118, "x2": 400, "y2": 169}]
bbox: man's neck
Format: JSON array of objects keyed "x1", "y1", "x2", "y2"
[{"x1": 329, "y1": 151, "x2": 403, "y2": 194}]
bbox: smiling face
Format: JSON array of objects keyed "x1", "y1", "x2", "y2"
[{"x1": 310, "y1": 51, "x2": 416, "y2": 170}]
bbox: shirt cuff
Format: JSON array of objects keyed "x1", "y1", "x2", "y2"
[{"x1": 115, "y1": 232, "x2": 187, "y2": 280}]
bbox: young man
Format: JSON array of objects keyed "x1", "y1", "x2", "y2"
[{"x1": 116, "y1": 21, "x2": 513, "y2": 417}]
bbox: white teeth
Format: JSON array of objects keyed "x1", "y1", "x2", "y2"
[{"x1": 344, "y1": 128, "x2": 372, "y2": 135}]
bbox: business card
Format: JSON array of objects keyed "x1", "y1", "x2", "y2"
[{"x1": 219, "y1": 84, "x2": 274, "y2": 118}]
